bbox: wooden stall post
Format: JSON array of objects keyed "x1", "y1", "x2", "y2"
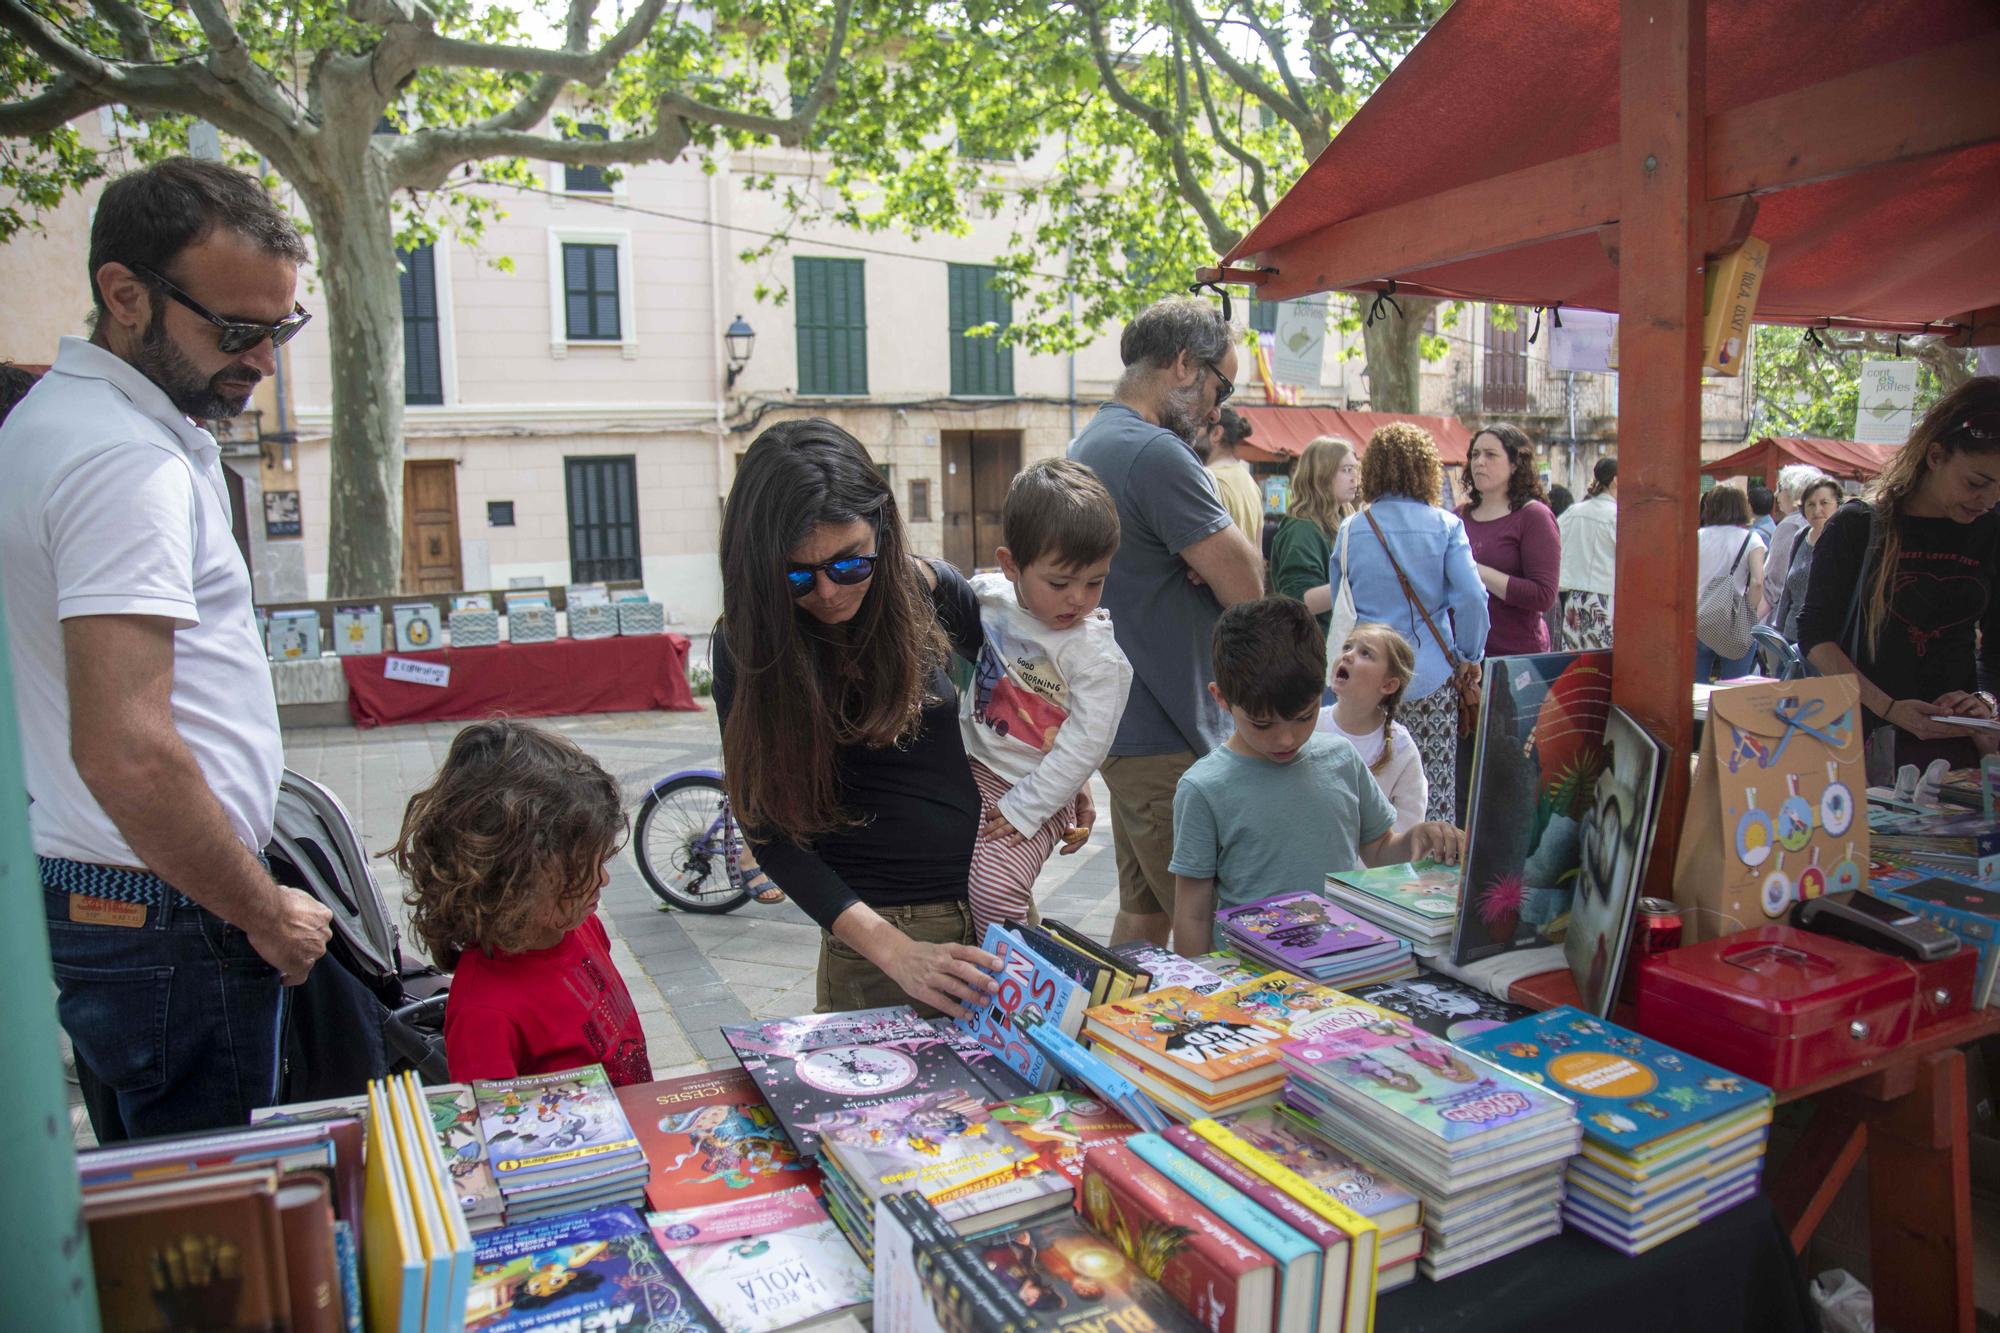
[{"x1": 1614, "y1": 0, "x2": 1707, "y2": 895}]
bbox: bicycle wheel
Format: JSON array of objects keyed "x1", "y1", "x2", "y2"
[{"x1": 632, "y1": 775, "x2": 751, "y2": 914}]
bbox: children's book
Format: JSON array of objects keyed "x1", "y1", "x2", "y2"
[
  {"x1": 1192, "y1": 950, "x2": 1266, "y2": 987},
  {"x1": 1042, "y1": 917, "x2": 1152, "y2": 999},
  {"x1": 1207, "y1": 971, "x2": 1404, "y2": 1038},
  {"x1": 987, "y1": 1089, "x2": 1141, "y2": 1187},
  {"x1": 1215, "y1": 893, "x2": 1395, "y2": 969},
  {"x1": 648, "y1": 1187, "x2": 872, "y2": 1333},
  {"x1": 955, "y1": 1207, "x2": 1209, "y2": 1331},
  {"x1": 421, "y1": 1083, "x2": 503, "y2": 1228},
  {"x1": 1457, "y1": 1007, "x2": 1773, "y2": 1157},
  {"x1": 958, "y1": 923, "x2": 1094, "y2": 1091},
  {"x1": 1565, "y1": 705, "x2": 1667, "y2": 1016},
  {"x1": 1347, "y1": 971, "x2": 1535, "y2": 1043},
  {"x1": 617, "y1": 1068, "x2": 822, "y2": 1212},
  {"x1": 470, "y1": 1066, "x2": 643, "y2": 1185},
  {"x1": 464, "y1": 1205, "x2": 719, "y2": 1332},
  {"x1": 1111, "y1": 942, "x2": 1231, "y2": 995},
  {"x1": 926, "y1": 1017, "x2": 1037, "y2": 1102},
  {"x1": 1211, "y1": 1105, "x2": 1421, "y2": 1238},
  {"x1": 1083, "y1": 986, "x2": 1290, "y2": 1095},
  {"x1": 1022, "y1": 1016, "x2": 1172, "y2": 1134},
  {"x1": 1326, "y1": 862, "x2": 1461, "y2": 922},
  {"x1": 1011, "y1": 920, "x2": 1115, "y2": 1005},
  {"x1": 814, "y1": 1089, "x2": 1071, "y2": 1231},
  {"x1": 722, "y1": 1007, "x2": 998, "y2": 1160}
]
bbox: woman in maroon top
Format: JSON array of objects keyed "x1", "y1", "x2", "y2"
[{"x1": 1458, "y1": 424, "x2": 1562, "y2": 655}]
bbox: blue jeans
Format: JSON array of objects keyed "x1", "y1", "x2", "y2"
[
  {"x1": 44, "y1": 884, "x2": 284, "y2": 1141},
  {"x1": 1695, "y1": 642, "x2": 1756, "y2": 684}
]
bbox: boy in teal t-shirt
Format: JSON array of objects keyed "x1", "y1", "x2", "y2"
[{"x1": 1168, "y1": 597, "x2": 1463, "y2": 955}]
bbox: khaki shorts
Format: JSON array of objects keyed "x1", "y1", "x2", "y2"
[
  {"x1": 1101, "y1": 751, "x2": 1195, "y2": 919},
  {"x1": 816, "y1": 898, "x2": 975, "y2": 1018}
]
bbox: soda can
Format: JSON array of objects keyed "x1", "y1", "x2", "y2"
[{"x1": 1634, "y1": 898, "x2": 1683, "y2": 957}]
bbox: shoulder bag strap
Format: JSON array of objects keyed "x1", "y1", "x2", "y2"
[
  {"x1": 1838, "y1": 503, "x2": 1880, "y2": 664},
  {"x1": 1729, "y1": 533, "x2": 1753, "y2": 574},
  {"x1": 1364, "y1": 509, "x2": 1464, "y2": 670}
]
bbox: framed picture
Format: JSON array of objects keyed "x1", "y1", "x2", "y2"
[{"x1": 263, "y1": 488, "x2": 301, "y2": 537}]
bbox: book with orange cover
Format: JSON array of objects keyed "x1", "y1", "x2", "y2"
[{"x1": 1083, "y1": 987, "x2": 1289, "y2": 1096}]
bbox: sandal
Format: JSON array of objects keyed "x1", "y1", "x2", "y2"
[{"x1": 741, "y1": 867, "x2": 787, "y2": 905}]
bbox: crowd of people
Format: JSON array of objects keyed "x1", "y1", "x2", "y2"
[{"x1": 7, "y1": 153, "x2": 1999, "y2": 1142}]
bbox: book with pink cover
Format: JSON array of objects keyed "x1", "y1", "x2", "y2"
[{"x1": 1216, "y1": 893, "x2": 1395, "y2": 969}]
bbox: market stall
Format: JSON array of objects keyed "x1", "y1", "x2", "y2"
[
  {"x1": 1232, "y1": 406, "x2": 1476, "y2": 466},
  {"x1": 338, "y1": 633, "x2": 699, "y2": 728},
  {"x1": 1699, "y1": 436, "x2": 1900, "y2": 486}
]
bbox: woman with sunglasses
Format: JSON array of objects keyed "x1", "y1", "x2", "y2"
[
  {"x1": 712, "y1": 419, "x2": 1002, "y2": 1019},
  {"x1": 1797, "y1": 377, "x2": 2000, "y2": 769}
]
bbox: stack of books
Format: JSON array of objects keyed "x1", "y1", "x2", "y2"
[
  {"x1": 1461, "y1": 1007, "x2": 1775, "y2": 1254},
  {"x1": 988, "y1": 1088, "x2": 1142, "y2": 1187},
  {"x1": 812, "y1": 1089, "x2": 1073, "y2": 1260},
  {"x1": 1081, "y1": 986, "x2": 1290, "y2": 1124},
  {"x1": 1280, "y1": 1011, "x2": 1581, "y2": 1279},
  {"x1": 471, "y1": 1065, "x2": 648, "y2": 1224},
  {"x1": 1873, "y1": 873, "x2": 2000, "y2": 1007},
  {"x1": 465, "y1": 1204, "x2": 718, "y2": 1331},
  {"x1": 1212, "y1": 1105, "x2": 1426, "y2": 1292},
  {"x1": 1020, "y1": 1011, "x2": 1172, "y2": 1133},
  {"x1": 1215, "y1": 891, "x2": 1416, "y2": 988},
  {"x1": 1012, "y1": 916, "x2": 1157, "y2": 1005},
  {"x1": 648, "y1": 1186, "x2": 873, "y2": 1331},
  {"x1": 1110, "y1": 940, "x2": 1233, "y2": 994},
  {"x1": 1323, "y1": 861, "x2": 1461, "y2": 953},
  {"x1": 1867, "y1": 805, "x2": 2000, "y2": 879},
  {"x1": 958, "y1": 922, "x2": 1096, "y2": 1091},
  {"x1": 1349, "y1": 970, "x2": 1537, "y2": 1044}
]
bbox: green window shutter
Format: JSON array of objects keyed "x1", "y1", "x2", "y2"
[
  {"x1": 1248, "y1": 297, "x2": 1280, "y2": 335},
  {"x1": 398, "y1": 244, "x2": 443, "y2": 405},
  {"x1": 948, "y1": 263, "x2": 1012, "y2": 397},
  {"x1": 796, "y1": 257, "x2": 867, "y2": 394},
  {"x1": 562, "y1": 243, "x2": 620, "y2": 340}
]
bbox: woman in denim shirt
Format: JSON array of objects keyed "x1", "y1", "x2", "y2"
[{"x1": 1330, "y1": 423, "x2": 1490, "y2": 822}]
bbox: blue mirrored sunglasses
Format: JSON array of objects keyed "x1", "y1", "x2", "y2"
[{"x1": 786, "y1": 553, "x2": 877, "y2": 596}]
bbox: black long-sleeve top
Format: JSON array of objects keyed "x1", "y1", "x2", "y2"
[
  {"x1": 1795, "y1": 500, "x2": 2000, "y2": 730},
  {"x1": 711, "y1": 559, "x2": 984, "y2": 932}
]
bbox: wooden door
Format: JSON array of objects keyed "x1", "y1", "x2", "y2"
[
  {"x1": 401, "y1": 458, "x2": 463, "y2": 593},
  {"x1": 939, "y1": 430, "x2": 1023, "y2": 574},
  {"x1": 1483, "y1": 306, "x2": 1530, "y2": 413}
]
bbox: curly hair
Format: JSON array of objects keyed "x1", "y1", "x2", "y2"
[
  {"x1": 1360, "y1": 422, "x2": 1443, "y2": 505},
  {"x1": 1459, "y1": 423, "x2": 1547, "y2": 514},
  {"x1": 389, "y1": 720, "x2": 627, "y2": 969}
]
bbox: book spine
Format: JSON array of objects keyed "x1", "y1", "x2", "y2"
[
  {"x1": 1082, "y1": 1144, "x2": 1265, "y2": 1332},
  {"x1": 1162, "y1": 1126, "x2": 1349, "y2": 1251},
  {"x1": 1024, "y1": 1023, "x2": 1169, "y2": 1133},
  {"x1": 889, "y1": 1192, "x2": 1043, "y2": 1333},
  {"x1": 330, "y1": 1220, "x2": 363, "y2": 1333}
]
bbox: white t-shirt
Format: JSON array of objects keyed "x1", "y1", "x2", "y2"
[
  {"x1": 0, "y1": 337, "x2": 282, "y2": 866},
  {"x1": 959, "y1": 572, "x2": 1134, "y2": 838},
  {"x1": 1317, "y1": 707, "x2": 1427, "y2": 834},
  {"x1": 1697, "y1": 525, "x2": 1766, "y2": 599}
]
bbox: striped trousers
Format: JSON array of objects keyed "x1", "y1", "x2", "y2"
[{"x1": 966, "y1": 759, "x2": 1081, "y2": 940}]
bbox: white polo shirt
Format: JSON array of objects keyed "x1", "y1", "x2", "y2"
[{"x1": 0, "y1": 337, "x2": 281, "y2": 866}]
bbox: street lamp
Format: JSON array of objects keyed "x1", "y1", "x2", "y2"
[{"x1": 725, "y1": 315, "x2": 756, "y2": 388}]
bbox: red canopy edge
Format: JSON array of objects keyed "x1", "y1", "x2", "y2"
[
  {"x1": 1699, "y1": 436, "x2": 1899, "y2": 484},
  {"x1": 1233, "y1": 406, "x2": 1474, "y2": 466}
]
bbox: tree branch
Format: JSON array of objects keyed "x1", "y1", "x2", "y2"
[
  {"x1": 391, "y1": 108, "x2": 693, "y2": 191},
  {"x1": 0, "y1": 75, "x2": 112, "y2": 136},
  {"x1": 185, "y1": 0, "x2": 251, "y2": 81},
  {"x1": 470, "y1": 0, "x2": 602, "y2": 136},
  {"x1": 1230, "y1": 1, "x2": 1313, "y2": 119},
  {"x1": 0, "y1": 0, "x2": 119, "y2": 94},
  {"x1": 1166, "y1": 0, "x2": 1328, "y2": 158},
  {"x1": 93, "y1": 0, "x2": 157, "y2": 63},
  {"x1": 1190, "y1": 48, "x2": 1268, "y2": 214},
  {"x1": 657, "y1": 0, "x2": 854, "y2": 145},
  {"x1": 402, "y1": 0, "x2": 672, "y2": 85}
]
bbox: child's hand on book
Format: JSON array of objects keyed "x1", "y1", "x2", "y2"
[{"x1": 1412, "y1": 822, "x2": 1465, "y2": 865}]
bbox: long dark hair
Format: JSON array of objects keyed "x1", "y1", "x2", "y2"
[
  {"x1": 719, "y1": 419, "x2": 945, "y2": 842},
  {"x1": 1460, "y1": 423, "x2": 1547, "y2": 513}
]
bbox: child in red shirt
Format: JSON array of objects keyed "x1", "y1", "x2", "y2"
[{"x1": 390, "y1": 720, "x2": 652, "y2": 1086}]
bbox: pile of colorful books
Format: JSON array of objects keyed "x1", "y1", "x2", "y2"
[
  {"x1": 1082, "y1": 984, "x2": 1292, "y2": 1123},
  {"x1": 470, "y1": 1065, "x2": 649, "y2": 1224},
  {"x1": 1216, "y1": 890, "x2": 1417, "y2": 988},
  {"x1": 647, "y1": 1186, "x2": 874, "y2": 1330},
  {"x1": 1280, "y1": 1008, "x2": 1581, "y2": 1279},
  {"x1": 1110, "y1": 940, "x2": 1233, "y2": 994},
  {"x1": 464, "y1": 1203, "x2": 721, "y2": 1331},
  {"x1": 1871, "y1": 865, "x2": 2000, "y2": 1007},
  {"x1": 1461, "y1": 1007, "x2": 1775, "y2": 1254},
  {"x1": 1323, "y1": 861, "x2": 1461, "y2": 952}
]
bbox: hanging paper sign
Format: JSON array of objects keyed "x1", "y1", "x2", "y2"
[
  {"x1": 1548, "y1": 310, "x2": 1619, "y2": 374},
  {"x1": 1854, "y1": 360, "x2": 1918, "y2": 444},
  {"x1": 384, "y1": 656, "x2": 451, "y2": 688},
  {"x1": 1270, "y1": 296, "x2": 1329, "y2": 388}
]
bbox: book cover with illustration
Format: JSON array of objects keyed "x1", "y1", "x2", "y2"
[
  {"x1": 1084, "y1": 987, "x2": 1290, "y2": 1092},
  {"x1": 1192, "y1": 951, "x2": 1266, "y2": 987},
  {"x1": 988, "y1": 1089, "x2": 1141, "y2": 1186},
  {"x1": 722, "y1": 1007, "x2": 995, "y2": 1160},
  {"x1": 958, "y1": 923, "x2": 1094, "y2": 1091},
  {"x1": 464, "y1": 1204, "x2": 719, "y2": 1332},
  {"x1": 617, "y1": 1069, "x2": 821, "y2": 1212},
  {"x1": 424, "y1": 1082, "x2": 503, "y2": 1225},
  {"x1": 1012, "y1": 921, "x2": 1116, "y2": 1005},
  {"x1": 1457, "y1": 1007, "x2": 1772, "y2": 1155},
  {"x1": 814, "y1": 1088, "x2": 1070, "y2": 1226},
  {"x1": 925, "y1": 1017, "x2": 1036, "y2": 1102},
  {"x1": 1564, "y1": 705, "x2": 1666, "y2": 1016},
  {"x1": 648, "y1": 1187, "x2": 871, "y2": 1333},
  {"x1": 1282, "y1": 1016, "x2": 1573, "y2": 1150},
  {"x1": 1078, "y1": 1143, "x2": 1276, "y2": 1333},
  {"x1": 1214, "y1": 1106, "x2": 1421, "y2": 1236},
  {"x1": 471, "y1": 1066, "x2": 642, "y2": 1184},
  {"x1": 1454, "y1": 650, "x2": 1614, "y2": 966},
  {"x1": 1208, "y1": 971, "x2": 1405, "y2": 1037},
  {"x1": 1327, "y1": 861, "x2": 1462, "y2": 921},
  {"x1": 1111, "y1": 942, "x2": 1231, "y2": 995},
  {"x1": 961, "y1": 1207, "x2": 1208, "y2": 1331},
  {"x1": 1348, "y1": 971, "x2": 1535, "y2": 1043},
  {"x1": 1216, "y1": 892, "x2": 1394, "y2": 968}
]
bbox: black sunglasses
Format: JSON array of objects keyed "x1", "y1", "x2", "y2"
[
  {"x1": 1205, "y1": 360, "x2": 1234, "y2": 408},
  {"x1": 786, "y1": 553, "x2": 878, "y2": 596},
  {"x1": 130, "y1": 263, "x2": 312, "y2": 354}
]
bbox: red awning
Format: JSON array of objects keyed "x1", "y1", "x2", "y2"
[
  {"x1": 1222, "y1": 0, "x2": 2000, "y2": 335},
  {"x1": 1233, "y1": 406, "x2": 1474, "y2": 466},
  {"x1": 1700, "y1": 436, "x2": 1899, "y2": 484}
]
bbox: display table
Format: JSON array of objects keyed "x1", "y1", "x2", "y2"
[
  {"x1": 1510, "y1": 964, "x2": 1999, "y2": 1333},
  {"x1": 339, "y1": 634, "x2": 698, "y2": 728},
  {"x1": 1378, "y1": 1194, "x2": 1815, "y2": 1333}
]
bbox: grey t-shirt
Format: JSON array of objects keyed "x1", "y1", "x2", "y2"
[
  {"x1": 1168, "y1": 733, "x2": 1398, "y2": 909},
  {"x1": 1069, "y1": 402, "x2": 1234, "y2": 756}
]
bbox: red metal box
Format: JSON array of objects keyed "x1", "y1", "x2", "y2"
[
  {"x1": 1634, "y1": 925, "x2": 1915, "y2": 1091},
  {"x1": 1908, "y1": 947, "x2": 1978, "y2": 1032}
]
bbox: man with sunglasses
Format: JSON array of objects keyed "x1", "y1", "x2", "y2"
[
  {"x1": 1069, "y1": 296, "x2": 1265, "y2": 949},
  {"x1": 0, "y1": 157, "x2": 332, "y2": 1140}
]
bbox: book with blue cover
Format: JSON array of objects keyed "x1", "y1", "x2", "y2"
[
  {"x1": 463, "y1": 1204, "x2": 719, "y2": 1332},
  {"x1": 1875, "y1": 877, "x2": 2000, "y2": 1007},
  {"x1": 1458, "y1": 1006, "x2": 1772, "y2": 1156},
  {"x1": 1021, "y1": 1016, "x2": 1171, "y2": 1133},
  {"x1": 957, "y1": 923, "x2": 1093, "y2": 1091}
]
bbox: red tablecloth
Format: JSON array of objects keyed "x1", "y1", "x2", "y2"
[{"x1": 340, "y1": 634, "x2": 698, "y2": 728}]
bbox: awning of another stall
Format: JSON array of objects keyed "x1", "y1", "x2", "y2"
[
  {"x1": 1699, "y1": 436, "x2": 1900, "y2": 485},
  {"x1": 1233, "y1": 406, "x2": 1475, "y2": 466}
]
